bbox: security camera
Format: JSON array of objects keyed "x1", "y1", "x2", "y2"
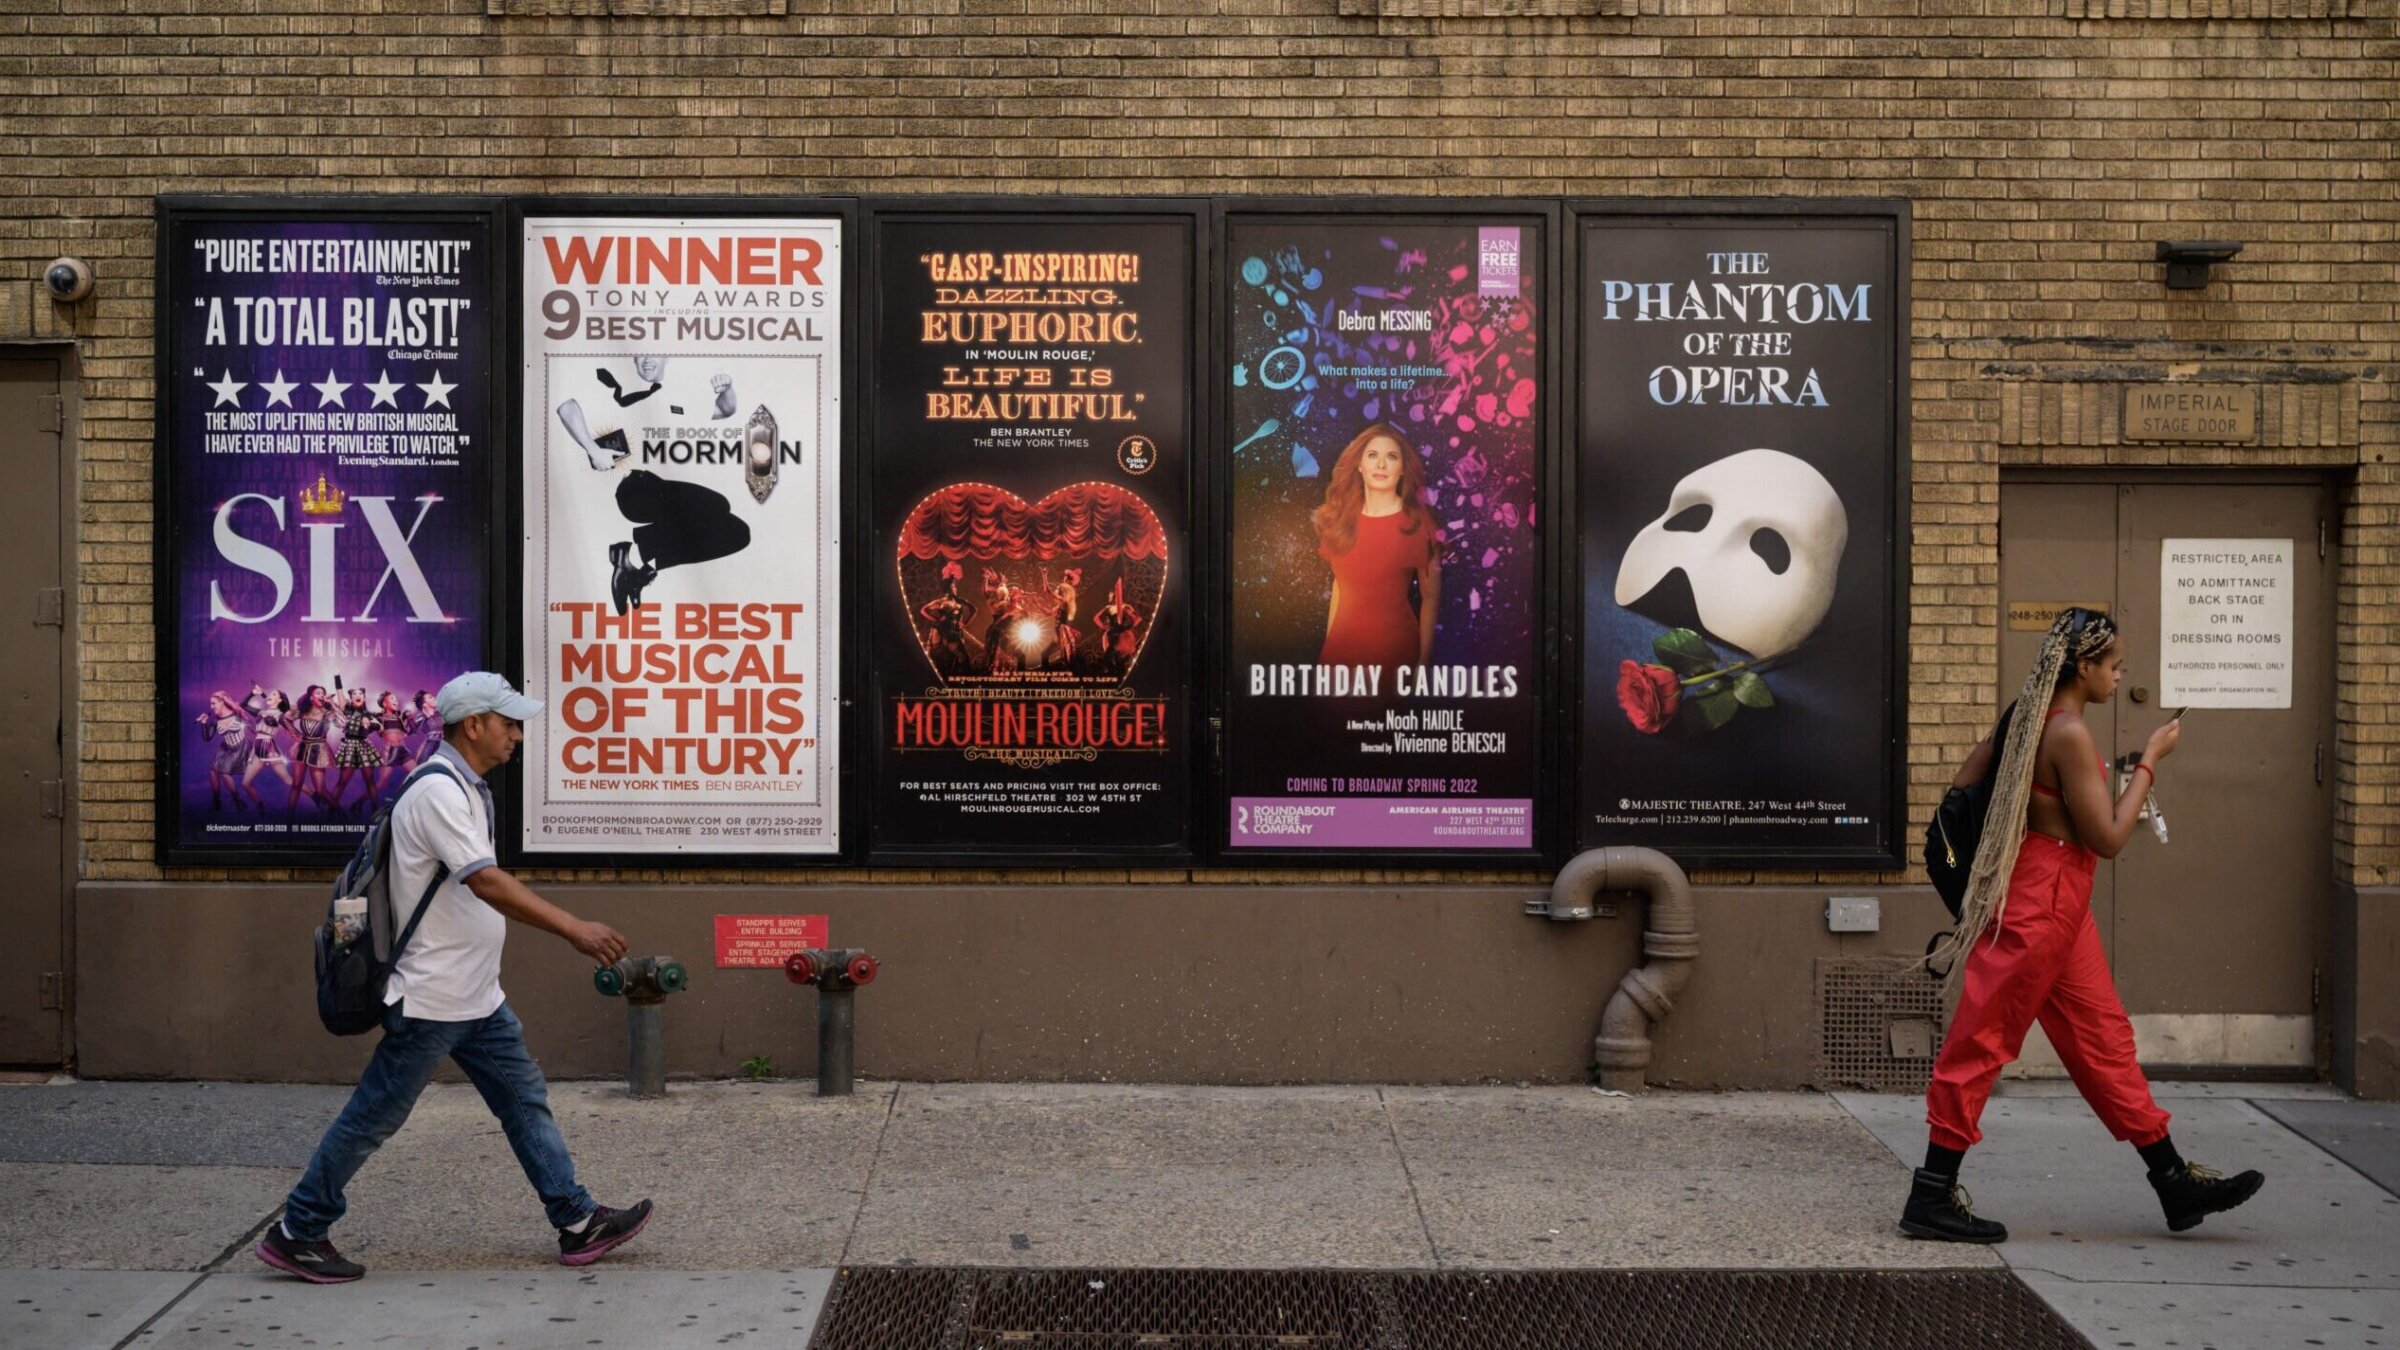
[
  {"x1": 43, "y1": 257, "x2": 93, "y2": 304},
  {"x1": 2155, "y1": 241, "x2": 2243, "y2": 290}
]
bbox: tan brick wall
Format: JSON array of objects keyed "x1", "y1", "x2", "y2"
[{"x1": 0, "y1": 0, "x2": 2388, "y2": 886}]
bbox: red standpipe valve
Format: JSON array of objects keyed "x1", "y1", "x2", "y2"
[{"x1": 784, "y1": 947, "x2": 875, "y2": 992}]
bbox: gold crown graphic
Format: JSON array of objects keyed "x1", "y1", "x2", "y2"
[{"x1": 298, "y1": 474, "x2": 346, "y2": 516}]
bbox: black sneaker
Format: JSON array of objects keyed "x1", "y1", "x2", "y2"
[
  {"x1": 558, "y1": 1199, "x2": 652, "y2": 1267},
  {"x1": 255, "y1": 1225, "x2": 365, "y2": 1284},
  {"x1": 2151, "y1": 1160, "x2": 2264, "y2": 1232},
  {"x1": 1899, "y1": 1168, "x2": 2009, "y2": 1244}
]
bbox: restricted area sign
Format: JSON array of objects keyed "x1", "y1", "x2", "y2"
[
  {"x1": 2159, "y1": 538, "x2": 2292, "y2": 710},
  {"x1": 713, "y1": 914, "x2": 830, "y2": 967}
]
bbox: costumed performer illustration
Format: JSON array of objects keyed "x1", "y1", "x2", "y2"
[
  {"x1": 1091, "y1": 578, "x2": 1145, "y2": 680},
  {"x1": 196, "y1": 691, "x2": 250, "y2": 812},
  {"x1": 1040, "y1": 566, "x2": 1081, "y2": 669},
  {"x1": 1903, "y1": 607, "x2": 2264, "y2": 1244},
  {"x1": 917, "y1": 560, "x2": 981, "y2": 676},
  {"x1": 291, "y1": 685, "x2": 337, "y2": 815},
  {"x1": 331, "y1": 686, "x2": 384, "y2": 818},
  {"x1": 981, "y1": 569, "x2": 1027, "y2": 676},
  {"x1": 240, "y1": 687, "x2": 299, "y2": 812},
  {"x1": 1314, "y1": 422, "x2": 1442, "y2": 672}
]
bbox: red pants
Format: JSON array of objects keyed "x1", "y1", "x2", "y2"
[{"x1": 1925, "y1": 832, "x2": 2172, "y2": 1152}]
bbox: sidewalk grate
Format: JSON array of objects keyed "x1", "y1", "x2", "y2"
[{"x1": 809, "y1": 1267, "x2": 2089, "y2": 1349}]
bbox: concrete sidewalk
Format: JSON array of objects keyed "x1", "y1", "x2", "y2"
[{"x1": 0, "y1": 1078, "x2": 2389, "y2": 1348}]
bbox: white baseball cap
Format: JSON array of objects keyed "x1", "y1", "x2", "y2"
[{"x1": 434, "y1": 671, "x2": 544, "y2": 723}]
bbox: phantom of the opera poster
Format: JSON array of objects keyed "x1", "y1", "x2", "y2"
[{"x1": 1576, "y1": 213, "x2": 1902, "y2": 866}]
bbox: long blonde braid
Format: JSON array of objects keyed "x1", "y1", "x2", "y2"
[{"x1": 1926, "y1": 608, "x2": 2117, "y2": 982}]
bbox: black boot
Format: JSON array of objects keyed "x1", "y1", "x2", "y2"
[
  {"x1": 608, "y1": 542, "x2": 632, "y2": 616},
  {"x1": 1899, "y1": 1167, "x2": 2008, "y2": 1243},
  {"x1": 2150, "y1": 1161, "x2": 2264, "y2": 1232}
]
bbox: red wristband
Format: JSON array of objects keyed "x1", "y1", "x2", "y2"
[{"x1": 2132, "y1": 763, "x2": 2154, "y2": 784}]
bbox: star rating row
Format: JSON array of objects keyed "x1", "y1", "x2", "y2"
[{"x1": 203, "y1": 368, "x2": 456, "y2": 411}]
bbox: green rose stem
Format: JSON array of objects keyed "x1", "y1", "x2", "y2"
[{"x1": 1678, "y1": 655, "x2": 1777, "y2": 693}]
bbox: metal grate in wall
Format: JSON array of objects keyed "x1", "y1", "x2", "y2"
[{"x1": 1815, "y1": 956, "x2": 1946, "y2": 1094}]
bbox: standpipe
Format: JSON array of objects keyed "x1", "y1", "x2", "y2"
[
  {"x1": 1528, "y1": 847, "x2": 1699, "y2": 1092},
  {"x1": 592, "y1": 956, "x2": 689, "y2": 1099},
  {"x1": 785, "y1": 947, "x2": 879, "y2": 1097}
]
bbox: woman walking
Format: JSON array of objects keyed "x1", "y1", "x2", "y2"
[{"x1": 1905, "y1": 607, "x2": 2265, "y2": 1243}]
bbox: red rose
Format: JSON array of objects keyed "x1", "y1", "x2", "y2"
[{"x1": 1617, "y1": 660, "x2": 1680, "y2": 734}]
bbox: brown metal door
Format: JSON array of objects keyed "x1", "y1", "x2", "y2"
[
  {"x1": 1999, "y1": 478, "x2": 2332, "y2": 1073},
  {"x1": 1996, "y1": 482, "x2": 2121, "y2": 952},
  {"x1": 2113, "y1": 482, "x2": 2331, "y2": 1067},
  {"x1": 0, "y1": 356, "x2": 65, "y2": 1065}
]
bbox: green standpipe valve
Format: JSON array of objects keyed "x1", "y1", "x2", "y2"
[{"x1": 591, "y1": 957, "x2": 688, "y2": 1100}]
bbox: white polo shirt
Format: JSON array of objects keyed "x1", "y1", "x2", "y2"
[{"x1": 383, "y1": 743, "x2": 506, "y2": 1022}]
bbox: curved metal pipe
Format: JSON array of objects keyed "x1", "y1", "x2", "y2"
[{"x1": 1541, "y1": 846, "x2": 1698, "y2": 1093}]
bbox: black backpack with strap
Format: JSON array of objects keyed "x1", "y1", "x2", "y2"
[
  {"x1": 1923, "y1": 702, "x2": 2018, "y2": 922},
  {"x1": 313, "y1": 759, "x2": 469, "y2": 1036}
]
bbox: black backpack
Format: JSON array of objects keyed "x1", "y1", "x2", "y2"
[
  {"x1": 313, "y1": 759, "x2": 468, "y2": 1036},
  {"x1": 1923, "y1": 702, "x2": 2018, "y2": 921}
]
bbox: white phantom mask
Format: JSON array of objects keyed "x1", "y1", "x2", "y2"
[{"x1": 1614, "y1": 448, "x2": 1848, "y2": 660}]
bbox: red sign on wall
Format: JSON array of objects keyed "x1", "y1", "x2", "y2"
[{"x1": 713, "y1": 914, "x2": 830, "y2": 967}]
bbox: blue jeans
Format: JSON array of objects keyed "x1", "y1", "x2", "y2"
[{"x1": 282, "y1": 1001, "x2": 593, "y2": 1239}]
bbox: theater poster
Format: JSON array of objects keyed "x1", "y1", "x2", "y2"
[
  {"x1": 157, "y1": 204, "x2": 493, "y2": 864},
  {"x1": 1222, "y1": 212, "x2": 1546, "y2": 856},
  {"x1": 868, "y1": 210, "x2": 1193, "y2": 856},
  {"x1": 520, "y1": 212, "x2": 842, "y2": 856},
  {"x1": 1576, "y1": 207, "x2": 1905, "y2": 867}
]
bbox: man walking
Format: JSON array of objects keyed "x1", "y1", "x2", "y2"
[{"x1": 257, "y1": 672, "x2": 653, "y2": 1283}]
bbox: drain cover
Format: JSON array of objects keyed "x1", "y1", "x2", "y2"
[{"x1": 809, "y1": 1267, "x2": 2088, "y2": 1349}]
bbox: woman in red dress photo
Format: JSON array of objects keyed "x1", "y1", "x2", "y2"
[{"x1": 1313, "y1": 423, "x2": 1443, "y2": 672}]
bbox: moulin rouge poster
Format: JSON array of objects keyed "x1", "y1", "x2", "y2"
[
  {"x1": 868, "y1": 214, "x2": 1191, "y2": 854},
  {"x1": 520, "y1": 214, "x2": 842, "y2": 856},
  {"x1": 1577, "y1": 215, "x2": 1901, "y2": 865},
  {"x1": 163, "y1": 210, "x2": 491, "y2": 860},
  {"x1": 1222, "y1": 215, "x2": 1544, "y2": 853}
]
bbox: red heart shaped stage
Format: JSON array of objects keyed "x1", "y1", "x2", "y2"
[{"x1": 896, "y1": 481, "x2": 1169, "y2": 684}]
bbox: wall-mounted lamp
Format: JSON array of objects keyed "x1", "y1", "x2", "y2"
[{"x1": 2155, "y1": 240, "x2": 2242, "y2": 291}]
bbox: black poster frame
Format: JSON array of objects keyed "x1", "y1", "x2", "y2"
[
  {"x1": 1207, "y1": 200, "x2": 1562, "y2": 868},
  {"x1": 1564, "y1": 198, "x2": 1912, "y2": 872},
  {"x1": 148, "y1": 192, "x2": 1915, "y2": 876},
  {"x1": 499, "y1": 196, "x2": 864, "y2": 870},
  {"x1": 859, "y1": 198, "x2": 1209, "y2": 865},
  {"x1": 153, "y1": 196, "x2": 505, "y2": 868}
]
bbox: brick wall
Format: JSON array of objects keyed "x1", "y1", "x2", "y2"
[{"x1": 0, "y1": 0, "x2": 2388, "y2": 885}]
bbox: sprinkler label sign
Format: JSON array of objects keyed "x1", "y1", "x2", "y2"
[{"x1": 714, "y1": 913, "x2": 830, "y2": 967}]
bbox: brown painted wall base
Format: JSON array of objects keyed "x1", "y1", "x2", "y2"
[
  {"x1": 2333, "y1": 884, "x2": 2400, "y2": 1099},
  {"x1": 77, "y1": 883, "x2": 1951, "y2": 1087}
]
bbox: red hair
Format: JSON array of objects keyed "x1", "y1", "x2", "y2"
[{"x1": 1311, "y1": 422, "x2": 1435, "y2": 556}]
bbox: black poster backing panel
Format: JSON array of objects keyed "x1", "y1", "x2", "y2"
[
  {"x1": 1211, "y1": 203, "x2": 1558, "y2": 867},
  {"x1": 1568, "y1": 200, "x2": 1910, "y2": 871},
  {"x1": 154, "y1": 197, "x2": 502, "y2": 867},
  {"x1": 863, "y1": 203, "x2": 1203, "y2": 862}
]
